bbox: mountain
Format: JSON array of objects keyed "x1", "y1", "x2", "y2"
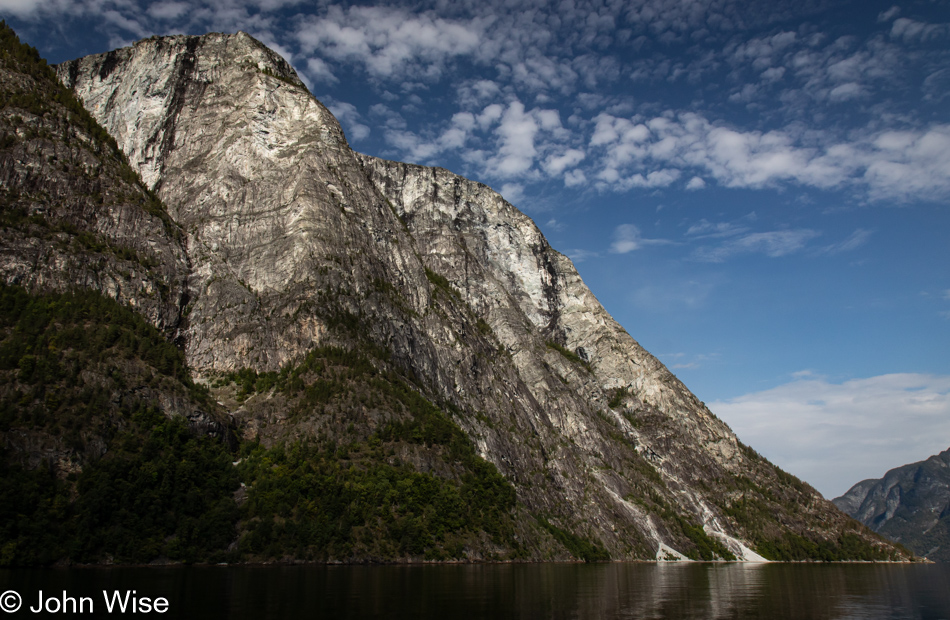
[
  {"x1": 0, "y1": 24, "x2": 906, "y2": 564},
  {"x1": 834, "y1": 448, "x2": 950, "y2": 561}
]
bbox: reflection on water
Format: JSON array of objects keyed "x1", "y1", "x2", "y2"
[{"x1": 2, "y1": 562, "x2": 949, "y2": 619}]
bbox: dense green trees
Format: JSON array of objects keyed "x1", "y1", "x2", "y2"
[{"x1": 0, "y1": 284, "x2": 524, "y2": 565}]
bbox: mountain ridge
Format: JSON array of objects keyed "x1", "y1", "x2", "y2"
[{"x1": 834, "y1": 448, "x2": 950, "y2": 561}]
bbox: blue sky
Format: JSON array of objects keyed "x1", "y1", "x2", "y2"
[{"x1": 4, "y1": 0, "x2": 949, "y2": 497}]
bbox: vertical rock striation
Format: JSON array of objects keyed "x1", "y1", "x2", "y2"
[{"x1": 54, "y1": 31, "x2": 905, "y2": 561}]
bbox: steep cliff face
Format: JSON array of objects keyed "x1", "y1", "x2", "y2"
[
  {"x1": 834, "y1": 449, "x2": 950, "y2": 561},
  {"x1": 55, "y1": 31, "x2": 906, "y2": 562},
  {"x1": 0, "y1": 25, "x2": 187, "y2": 333}
]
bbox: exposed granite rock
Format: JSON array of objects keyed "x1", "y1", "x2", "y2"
[
  {"x1": 834, "y1": 448, "x2": 950, "y2": 561},
  {"x1": 55, "y1": 31, "x2": 906, "y2": 562}
]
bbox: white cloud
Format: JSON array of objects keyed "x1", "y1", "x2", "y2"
[
  {"x1": 890, "y1": 18, "x2": 950, "y2": 43},
  {"x1": 0, "y1": 0, "x2": 49, "y2": 16},
  {"x1": 827, "y1": 82, "x2": 865, "y2": 102},
  {"x1": 692, "y1": 229, "x2": 820, "y2": 262},
  {"x1": 542, "y1": 148, "x2": 586, "y2": 176},
  {"x1": 564, "y1": 248, "x2": 600, "y2": 263},
  {"x1": 305, "y1": 57, "x2": 338, "y2": 85},
  {"x1": 590, "y1": 111, "x2": 950, "y2": 201},
  {"x1": 685, "y1": 217, "x2": 752, "y2": 238},
  {"x1": 609, "y1": 223, "x2": 671, "y2": 254},
  {"x1": 324, "y1": 99, "x2": 370, "y2": 142},
  {"x1": 101, "y1": 9, "x2": 150, "y2": 38},
  {"x1": 710, "y1": 373, "x2": 950, "y2": 498},
  {"x1": 499, "y1": 182, "x2": 525, "y2": 204},
  {"x1": 685, "y1": 176, "x2": 705, "y2": 190},
  {"x1": 486, "y1": 101, "x2": 540, "y2": 177},
  {"x1": 563, "y1": 169, "x2": 587, "y2": 187},
  {"x1": 817, "y1": 228, "x2": 872, "y2": 255},
  {"x1": 147, "y1": 1, "x2": 189, "y2": 20},
  {"x1": 295, "y1": 6, "x2": 487, "y2": 80},
  {"x1": 877, "y1": 6, "x2": 900, "y2": 22}
]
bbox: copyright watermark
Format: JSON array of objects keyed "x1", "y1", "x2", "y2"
[
  {"x1": 0, "y1": 591, "x2": 21, "y2": 613},
  {"x1": 0, "y1": 590, "x2": 168, "y2": 614}
]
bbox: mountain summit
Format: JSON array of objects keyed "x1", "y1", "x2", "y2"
[{"x1": 0, "y1": 25, "x2": 904, "y2": 563}]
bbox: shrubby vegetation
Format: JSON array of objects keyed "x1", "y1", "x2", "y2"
[
  {"x1": 0, "y1": 282, "x2": 524, "y2": 565},
  {"x1": 0, "y1": 21, "x2": 123, "y2": 161},
  {"x1": 238, "y1": 439, "x2": 516, "y2": 561},
  {"x1": 0, "y1": 285, "x2": 234, "y2": 565},
  {"x1": 714, "y1": 463, "x2": 901, "y2": 562},
  {"x1": 214, "y1": 341, "x2": 522, "y2": 560},
  {"x1": 536, "y1": 517, "x2": 609, "y2": 562}
]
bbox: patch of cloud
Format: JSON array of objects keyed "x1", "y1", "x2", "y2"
[
  {"x1": 710, "y1": 373, "x2": 950, "y2": 498},
  {"x1": 0, "y1": 0, "x2": 44, "y2": 16},
  {"x1": 665, "y1": 351, "x2": 720, "y2": 370},
  {"x1": 890, "y1": 17, "x2": 950, "y2": 43},
  {"x1": 609, "y1": 223, "x2": 673, "y2": 254},
  {"x1": 564, "y1": 248, "x2": 600, "y2": 263},
  {"x1": 719, "y1": 25, "x2": 911, "y2": 116},
  {"x1": 563, "y1": 169, "x2": 588, "y2": 187},
  {"x1": 305, "y1": 57, "x2": 338, "y2": 85},
  {"x1": 692, "y1": 229, "x2": 820, "y2": 262},
  {"x1": 499, "y1": 182, "x2": 525, "y2": 204},
  {"x1": 471, "y1": 100, "x2": 580, "y2": 181},
  {"x1": 610, "y1": 224, "x2": 644, "y2": 254},
  {"x1": 817, "y1": 228, "x2": 872, "y2": 255},
  {"x1": 877, "y1": 6, "x2": 900, "y2": 22},
  {"x1": 685, "y1": 176, "x2": 706, "y2": 190},
  {"x1": 827, "y1": 81, "x2": 866, "y2": 102},
  {"x1": 457, "y1": 79, "x2": 502, "y2": 108},
  {"x1": 294, "y1": 6, "x2": 488, "y2": 81},
  {"x1": 542, "y1": 148, "x2": 586, "y2": 176},
  {"x1": 486, "y1": 101, "x2": 543, "y2": 177},
  {"x1": 510, "y1": 55, "x2": 579, "y2": 93},
  {"x1": 923, "y1": 68, "x2": 950, "y2": 102},
  {"x1": 147, "y1": 1, "x2": 190, "y2": 20},
  {"x1": 685, "y1": 216, "x2": 753, "y2": 239},
  {"x1": 323, "y1": 99, "x2": 370, "y2": 142},
  {"x1": 589, "y1": 111, "x2": 950, "y2": 201}
]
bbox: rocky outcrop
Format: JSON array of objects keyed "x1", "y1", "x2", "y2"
[
  {"x1": 834, "y1": 448, "x2": 950, "y2": 561},
  {"x1": 53, "y1": 31, "x2": 905, "y2": 562}
]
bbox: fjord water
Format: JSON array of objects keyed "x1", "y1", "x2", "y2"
[{"x1": 3, "y1": 564, "x2": 949, "y2": 619}]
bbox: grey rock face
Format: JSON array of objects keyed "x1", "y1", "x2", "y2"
[
  {"x1": 57, "y1": 32, "x2": 903, "y2": 561},
  {"x1": 834, "y1": 449, "x2": 950, "y2": 561}
]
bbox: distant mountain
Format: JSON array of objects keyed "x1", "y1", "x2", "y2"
[
  {"x1": 0, "y1": 22, "x2": 908, "y2": 564},
  {"x1": 834, "y1": 449, "x2": 950, "y2": 561}
]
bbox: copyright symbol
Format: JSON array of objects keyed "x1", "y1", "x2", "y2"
[{"x1": 0, "y1": 591, "x2": 20, "y2": 613}]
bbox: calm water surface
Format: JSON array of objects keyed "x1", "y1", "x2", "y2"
[{"x1": 2, "y1": 563, "x2": 949, "y2": 619}]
